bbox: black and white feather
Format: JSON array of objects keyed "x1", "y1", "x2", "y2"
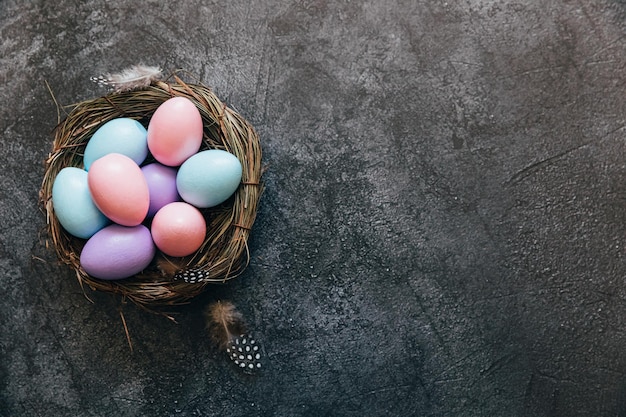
[
  {"x1": 226, "y1": 334, "x2": 262, "y2": 373},
  {"x1": 176, "y1": 268, "x2": 210, "y2": 283},
  {"x1": 206, "y1": 301, "x2": 262, "y2": 374},
  {"x1": 156, "y1": 256, "x2": 210, "y2": 283},
  {"x1": 91, "y1": 65, "x2": 162, "y2": 92}
]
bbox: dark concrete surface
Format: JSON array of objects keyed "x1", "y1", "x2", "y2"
[{"x1": 1, "y1": 0, "x2": 625, "y2": 416}]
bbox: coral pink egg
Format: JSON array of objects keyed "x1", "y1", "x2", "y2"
[
  {"x1": 151, "y1": 202, "x2": 206, "y2": 257},
  {"x1": 87, "y1": 153, "x2": 150, "y2": 226},
  {"x1": 147, "y1": 97, "x2": 203, "y2": 166}
]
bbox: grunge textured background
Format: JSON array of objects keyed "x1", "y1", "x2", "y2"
[{"x1": 1, "y1": 1, "x2": 625, "y2": 416}]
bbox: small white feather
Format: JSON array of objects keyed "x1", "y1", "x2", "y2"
[{"x1": 90, "y1": 65, "x2": 162, "y2": 92}]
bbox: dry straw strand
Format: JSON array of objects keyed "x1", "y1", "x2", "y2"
[{"x1": 40, "y1": 76, "x2": 263, "y2": 310}]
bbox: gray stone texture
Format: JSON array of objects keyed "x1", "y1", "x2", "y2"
[{"x1": 1, "y1": 0, "x2": 625, "y2": 416}]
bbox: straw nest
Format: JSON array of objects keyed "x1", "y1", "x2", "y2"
[{"x1": 39, "y1": 76, "x2": 263, "y2": 310}]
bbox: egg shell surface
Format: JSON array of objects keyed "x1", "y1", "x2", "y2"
[
  {"x1": 151, "y1": 202, "x2": 206, "y2": 257},
  {"x1": 88, "y1": 153, "x2": 149, "y2": 226},
  {"x1": 80, "y1": 224, "x2": 156, "y2": 280},
  {"x1": 51, "y1": 167, "x2": 110, "y2": 239},
  {"x1": 147, "y1": 97, "x2": 203, "y2": 166},
  {"x1": 83, "y1": 118, "x2": 148, "y2": 171},
  {"x1": 176, "y1": 149, "x2": 243, "y2": 208},
  {"x1": 141, "y1": 163, "x2": 181, "y2": 217}
]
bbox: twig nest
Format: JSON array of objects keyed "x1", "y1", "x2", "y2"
[{"x1": 40, "y1": 75, "x2": 263, "y2": 309}]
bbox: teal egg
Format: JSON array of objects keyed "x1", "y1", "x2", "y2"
[
  {"x1": 176, "y1": 150, "x2": 242, "y2": 208},
  {"x1": 83, "y1": 118, "x2": 148, "y2": 171},
  {"x1": 52, "y1": 167, "x2": 110, "y2": 239}
]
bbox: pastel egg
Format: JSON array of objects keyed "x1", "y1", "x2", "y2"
[
  {"x1": 51, "y1": 167, "x2": 110, "y2": 239},
  {"x1": 151, "y1": 202, "x2": 206, "y2": 257},
  {"x1": 88, "y1": 153, "x2": 149, "y2": 226},
  {"x1": 141, "y1": 163, "x2": 180, "y2": 217},
  {"x1": 176, "y1": 150, "x2": 242, "y2": 208},
  {"x1": 83, "y1": 118, "x2": 148, "y2": 171},
  {"x1": 147, "y1": 97, "x2": 203, "y2": 166},
  {"x1": 80, "y1": 224, "x2": 155, "y2": 280}
]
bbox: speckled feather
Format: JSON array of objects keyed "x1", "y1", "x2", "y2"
[
  {"x1": 90, "y1": 65, "x2": 162, "y2": 92},
  {"x1": 206, "y1": 301, "x2": 262, "y2": 374},
  {"x1": 155, "y1": 256, "x2": 211, "y2": 283},
  {"x1": 175, "y1": 268, "x2": 210, "y2": 283}
]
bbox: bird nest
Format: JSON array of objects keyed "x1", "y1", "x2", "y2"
[{"x1": 39, "y1": 75, "x2": 263, "y2": 310}]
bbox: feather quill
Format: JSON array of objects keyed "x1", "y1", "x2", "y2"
[
  {"x1": 206, "y1": 301, "x2": 262, "y2": 373},
  {"x1": 90, "y1": 65, "x2": 162, "y2": 92}
]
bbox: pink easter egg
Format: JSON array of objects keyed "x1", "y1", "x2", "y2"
[
  {"x1": 147, "y1": 97, "x2": 203, "y2": 166},
  {"x1": 151, "y1": 202, "x2": 206, "y2": 257},
  {"x1": 87, "y1": 153, "x2": 149, "y2": 226}
]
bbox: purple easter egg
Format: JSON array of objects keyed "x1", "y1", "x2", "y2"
[
  {"x1": 141, "y1": 163, "x2": 180, "y2": 217},
  {"x1": 80, "y1": 224, "x2": 156, "y2": 280}
]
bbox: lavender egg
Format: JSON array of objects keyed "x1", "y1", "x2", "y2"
[
  {"x1": 141, "y1": 163, "x2": 180, "y2": 217},
  {"x1": 80, "y1": 224, "x2": 155, "y2": 280}
]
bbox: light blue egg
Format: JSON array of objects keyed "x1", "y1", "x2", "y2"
[
  {"x1": 176, "y1": 150, "x2": 243, "y2": 208},
  {"x1": 52, "y1": 167, "x2": 110, "y2": 239},
  {"x1": 83, "y1": 118, "x2": 148, "y2": 170}
]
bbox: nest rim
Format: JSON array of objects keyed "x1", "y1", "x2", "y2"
[{"x1": 39, "y1": 76, "x2": 263, "y2": 310}]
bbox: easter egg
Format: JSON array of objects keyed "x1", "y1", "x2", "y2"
[
  {"x1": 150, "y1": 202, "x2": 206, "y2": 257},
  {"x1": 176, "y1": 150, "x2": 242, "y2": 208},
  {"x1": 141, "y1": 163, "x2": 180, "y2": 217},
  {"x1": 147, "y1": 97, "x2": 203, "y2": 166},
  {"x1": 51, "y1": 167, "x2": 110, "y2": 239},
  {"x1": 88, "y1": 153, "x2": 149, "y2": 226},
  {"x1": 83, "y1": 118, "x2": 148, "y2": 171},
  {"x1": 80, "y1": 224, "x2": 155, "y2": 280}
]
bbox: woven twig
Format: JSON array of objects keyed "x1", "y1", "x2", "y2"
[{"x1": 39, "y1": 76, "x2": 263, "y2": 309}]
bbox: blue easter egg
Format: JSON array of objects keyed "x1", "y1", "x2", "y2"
[
  {"x1": 51, "y1": 167, "x2": 110, "y2": 239},
  {"x1": 176, "y1": 150, "x2": 242, "y2": 208},
  {"x1": 83, "y1": 118, "x2": 148, "y2": 171}
]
